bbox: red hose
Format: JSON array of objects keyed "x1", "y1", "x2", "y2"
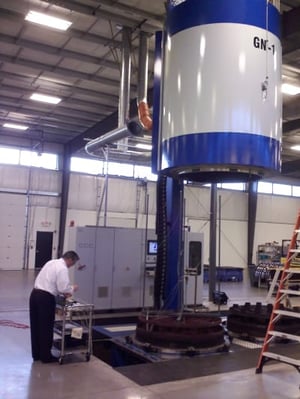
[
  {"x1": 0, "y1": 319, "x2": 29, "y2": 329},
  {"x1": 138, "y1": 101, "x2": 153, "y2": 131}
]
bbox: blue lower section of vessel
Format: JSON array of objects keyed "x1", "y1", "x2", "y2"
[{"x1": 161, "y1": 132, "x2": 281, "y2": 172}]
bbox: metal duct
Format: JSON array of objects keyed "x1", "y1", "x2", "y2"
[
  {"x1": 85, "y1": 120, "x2": 143, "y2": 155},
  {"x1": 85, "y1": 27, "x2": 135, "y2": 156},
  {"x1": 119, "y1": 27, "x2": 131, "y2": 127},
  {"x1": 137, "y1": 31, "x2": 153, "y2": 131}
]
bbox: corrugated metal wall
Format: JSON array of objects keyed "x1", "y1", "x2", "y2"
[{"x1": 0, "y1": 164, "x2": 298, "y2": 270}]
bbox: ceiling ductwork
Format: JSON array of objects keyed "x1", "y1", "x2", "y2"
[
  {"x1": 137, "y1": 31, "x2": 153, "y2": 131},
  {"x1": 85, "y1": 27, "x2": 143, "y2": 156}
]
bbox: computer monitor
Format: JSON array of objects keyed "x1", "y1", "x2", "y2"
[{"x1": 147, "y1": 240, "x2": 158, "y2": 255}]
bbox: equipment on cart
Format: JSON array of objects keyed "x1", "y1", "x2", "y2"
[{"x1": 54, "y1": 297, "x2": 94, "y2": 365}]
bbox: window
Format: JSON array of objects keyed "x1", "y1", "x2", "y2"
[
  {"x1": 292, "y1": 186, "x2": 300, "y2": 197},
  {"x1": 20, "y1": 150, "x2": 57, "y2": 170},
  {"x1": 0, "y1": 147, "x2": 20, "y2": 165},
  {"x1": 70, "y1": 157, "x2": 103, "y2": 175},
  {"x1": 258, "y1": 181, "x2": 273, "y2": 194},
  {"x1": 107, "y1": 162, "x2": 134, "y2": 177},
  {"x1": 273, "y1": 183, "x2": 292, "y2": 196},
  {"x1": 221, "y1": 182, "x2": 245, "y2": 191},
  {"x1": 134, "y1": 165, "x2": 157, "y2": 181}
]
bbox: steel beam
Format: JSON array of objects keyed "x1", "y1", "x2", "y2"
[
  {"x1": 0, "y1": 53, "x2": 120, "y2": 88},
  {"x1": 282, "y1": 159, "x2": 300, "y2": 174},
  {"x1": 0, "y1": 123, "x2": 79, "y2": 137},
  {"x1": 247, "y1": 181, "x2": 258, "y2": 266},
  {"x1": 282, "y1": 5, "x2": 300, "y2": 38},
  {"x1": 0, "y1": 7, "x2": 155, "y2": 56},
  {"x1": 0, "y1": 95, "x2": 105, "y2": 123},
  {"x1": 283, "y1": 118, "x2": 300, "y2": 135},
  {"x1": 92, "y1": 0, "x2": 164, "y2": 23},
  {"x1": 209, "y1": 183, "x2": 217, "y2": 302},
  {"x1": 57, "y1": 145, "x2": 71, "y2": 257},
  {"x1": 44, "y1": 0, "x2": 161, "y2": 33},
  {"x1": 0, "y1": 82, "x2": 116, "y2": 114},
  {"x1": 0, "y1": 70, "x2": 119, "y2": 104},
  {"x1": 0, "y1": 31, "x2": 120, "y2": 71}
]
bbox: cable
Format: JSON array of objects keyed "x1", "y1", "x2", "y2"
[{"x1": 0, "y1": 320, "x2": 29, "y2": 329}]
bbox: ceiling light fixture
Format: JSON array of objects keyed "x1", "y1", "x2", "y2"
[
  {"x1": 291, "y1": 145, "x2": 300, "y2": 152},
  {"x1": 30, "y1": 93, "x2": 62, "y2": 104},
  {"x1": 25, "y1": 10, "x2": 72, "y2": 31},
  {"x1": 3, "y1": 123, "x2": 29, "y2": 131},
  {"x1": 282, "y1": 83, "x2": 300, "y2": 96},
  {"x1": 135, "y1": 143, "x2": 152, "y2": 150}
]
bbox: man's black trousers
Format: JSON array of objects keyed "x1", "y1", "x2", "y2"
[{"x1": 29, "y1": 288, "x2": 56, "y2": 362}]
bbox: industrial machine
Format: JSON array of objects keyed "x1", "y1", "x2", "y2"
[
  {"x1": 82, "y1": 0, "x2": 282, "y2": 358},
  {"x1": 72, "y1": 226, "x2": 203, "y2": 311}
]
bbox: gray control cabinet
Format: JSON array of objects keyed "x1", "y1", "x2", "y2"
[{"x1": 73, "y1": 226, "x2": 203, "y2": 311}]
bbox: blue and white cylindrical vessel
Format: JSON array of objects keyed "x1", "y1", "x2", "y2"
[{"x1": 159, "y1": 0, "x2": 282, "y2": 181}]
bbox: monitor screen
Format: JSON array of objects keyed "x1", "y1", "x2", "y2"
[{"x1": 148, "y1": 240, "x2": 158, "y2": 255}]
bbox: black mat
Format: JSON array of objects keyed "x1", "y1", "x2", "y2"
[{"x1": 117, "y1": 344, "x2": 300, "y2": 386}]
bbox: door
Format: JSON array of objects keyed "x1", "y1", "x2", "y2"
[
  {"x1": 0, "y1": 193, "x2": 26, "y2": 270},
  {"x1": 34, "y1": 231, "x2": 53, "y2": 269}
]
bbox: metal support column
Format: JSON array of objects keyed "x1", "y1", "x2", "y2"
[
  {"x1": 247, "y1": 181, "x2": 258, "y2": 265},
  {"x1": 57, "y1": 145, "x2": 71, "y2": 257},
  {"x1": 164, "y1": 177, "x2": 184, "y2": 311},
  {"x1": 209, "y1": 183, "x2": 217, "y2": 302}
]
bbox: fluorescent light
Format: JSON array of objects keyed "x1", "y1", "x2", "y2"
[
  {"x1": 30, "y1": 93, "x2": 61, "y2": 104},
  {"x1": 135, "y1": 143, "x2": 152, "y2": 150},
  {"x1": 25, "y1": 11, "x2": 72, "y2": 31},
  {"x1": 291, "y1": 145, "x2": 300, "y2": 151},
  {"x1": 3, "y1": 123, "x2": 29, "y2": 131},
  {"x1": 282, "y1": 83, "x2": 300, "y2": 96}
]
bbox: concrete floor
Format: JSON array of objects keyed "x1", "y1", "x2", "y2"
[{"x1": 1, "y1": 270, "x2": 300, "y2": 399}]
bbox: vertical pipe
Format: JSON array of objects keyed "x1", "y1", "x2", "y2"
[
  {"x1": 119, "y1": 27, "x2": 131, "y2": 126},
  {"x1": 57, "y1": 145, "x2": 71, "y2": 257},
  {"x1": 137, "y1": 31, "x2": 149, "y2": 103},
  {"x1": 209, "y1": 184, "x2": 217, "y2": 302},
  {"x1": 248, "y1": 181, "x2": 258, "y2": 265},
  {"x1": 23, "y1": 166, "x2": 32, "y2": 270},
  {"x1": 118, "y1": 27, "x2": 131, "y2": 151}
]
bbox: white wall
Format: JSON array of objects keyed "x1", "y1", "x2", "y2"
[
  {"x1": 0, "y1": 163, "x2": 299, "y2": 270},
  {"x1": 0, "y1": 165, "x2": 61, "y2": 270}
]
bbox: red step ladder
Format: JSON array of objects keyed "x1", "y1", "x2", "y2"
[{"x1": 256, "y1": 211, "x2": 300, "y2": 373}]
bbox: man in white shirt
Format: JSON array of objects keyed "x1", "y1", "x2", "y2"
[{"x1": 29, "y1": 251, "x2": 79, "y2": 363}]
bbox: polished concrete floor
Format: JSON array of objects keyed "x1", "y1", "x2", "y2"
[{"x1": 1, "y1": 270, "x2": 300, "y2": 399}]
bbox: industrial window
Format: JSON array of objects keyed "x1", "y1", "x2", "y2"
[
  {"x1": 107, "y1": 162, "x2": 134, "y2": 177},
  {"x1": 70, "y1": 157, "x2": 103, "y2": 175},
  {"x1": 0, "y1": 147, "x2": 19, "y2": 165},
  {"x1": 292, "y1": 186, "x2": 300, "y2": 197},
  {"x1": 20, "y1": 150, "x2": 58, "y2": 170},
  {"x1": 258, "y1": 182, "x2": 273, "y2": 194},
  {"x1": 221, "y1": 182, "x2": 245, "y2": 191},
  {"x1": 273, "y1": 183, "x2": 292, "y2": 196},
  {"x1": 134, "y1": 165, "x2": 157, "y2": 181}
]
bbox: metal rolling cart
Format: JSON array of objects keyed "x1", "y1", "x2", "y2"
[{"x1": 54, "y1": 297, "x2": 94, "y2": 365}]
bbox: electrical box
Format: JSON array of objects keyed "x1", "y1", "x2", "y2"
[{"x1": 183, "y1": 232, "x2": 204, "y2": 307}]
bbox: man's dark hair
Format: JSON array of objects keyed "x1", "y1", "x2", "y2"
[{"x1": 62, "y1": 251, "x2": 79, "y2": 262}]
